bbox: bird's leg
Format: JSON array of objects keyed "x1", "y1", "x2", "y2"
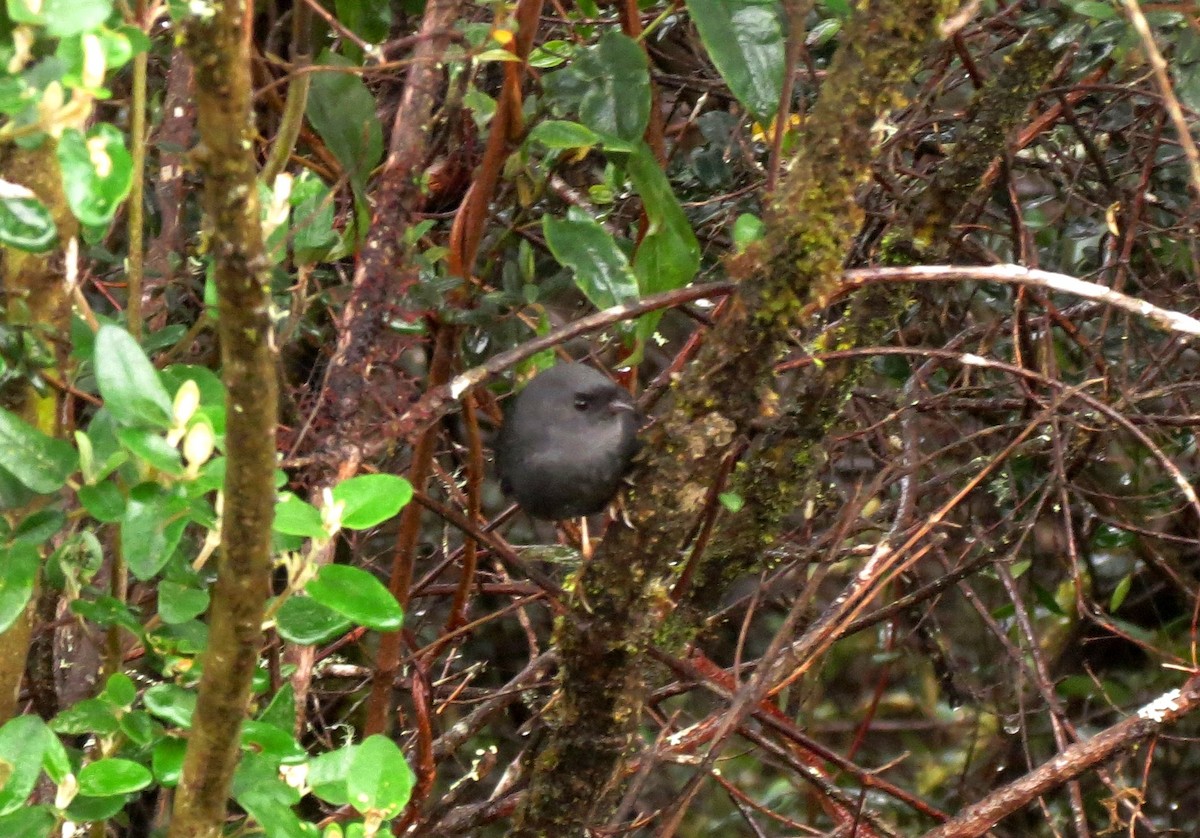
[
  {"x1": 612, "y1": 490, "x2": 634, "y2": 529},
  {"x1": 579, "y1": 516, "x2": 592, "y2": 560}
]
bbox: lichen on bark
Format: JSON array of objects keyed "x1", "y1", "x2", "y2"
[{"x1": 508, "y1": 2, "x2": 963, "y2": 835}]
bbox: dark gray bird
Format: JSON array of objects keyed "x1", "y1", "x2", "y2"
[{"x1": 495, "y1": 363, "x2": 639, "y2": 520}]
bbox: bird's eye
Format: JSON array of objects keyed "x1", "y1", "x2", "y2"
[{"x1": 573, "y1": 395, "x2": 590, "y2": 411}]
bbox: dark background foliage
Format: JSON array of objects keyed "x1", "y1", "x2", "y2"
[{"x1": 3, "y1": 0, "x2": 1200, "y2": 835}]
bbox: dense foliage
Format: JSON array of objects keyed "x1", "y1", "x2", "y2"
[{"x1": 2, "y1": 0, "x2": 1200, "y2": 835}]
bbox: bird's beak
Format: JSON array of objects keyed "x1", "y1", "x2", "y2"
[{"x1": 608, "y1": 400, "x2": 635, "y2": 414}]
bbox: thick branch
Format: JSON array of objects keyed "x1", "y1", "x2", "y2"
[
  {"x1": 508, "y1": 1, "x2": 962, "y2": 834},
  {"x1": 169, "y1": 1, "x2": 278, "y2": 835},
  {"x1": 921, "y1": 676, "x2": 1200, "y2": 838}
]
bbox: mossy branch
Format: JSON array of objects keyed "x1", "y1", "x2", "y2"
[{"x1": 168, "y1": 1, "x2": 279, "y2": 835}]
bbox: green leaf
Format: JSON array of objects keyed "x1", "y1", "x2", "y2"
[
  {"x1": 347, "y1": 734, "x2": 415, "y2": 818},
  {"x1": 732, "y1": 213, "x2": 765, "y2": 251},
  {"x1": 628, "y1": 142, "x2": 700, "y2": 289},
  {"x1": 161, "y1": 364, "x2": 227, "y2": 439},
  {"x1": 1055, "y1": 674, "x2": 1096, "y2": 699},
  {"x1": 258, "y1": 684, "x2": 297, "y2": 732},
  {"x1": 0, "y1": 806, "x2": 57, "y2": 837},
  {"x1": 66, "y1": 793, "x2": 128, "y2": 822},
  {"x1": 335, "y1": 0, "x2": 391, "y2": 59},
  {"x1": 40, "y1": 729, "x2": 72, "y2": 785},
  {"x1": 78, "y1": 480, "x2": 125, "y2": 522},
  {"x1": 104, "y1": 672, "x2": 137, "y2": 707},
  {"x1": 308, "y1": 746, "x2": 355, "y2": 806},
  {"x1": 305, "y1": 565, "x2": 403, "y2": 631},
  {"x1": 152, "y1": 737, "x2": 187, "y2": 786},
  {"x1": 50, "y1": 697, "x2": 119, "y2": 735},
  {"x1": 57, "y1": 124, "x2": 134, "y2": 228},
  {"x1": 12, "y1": 508, "x2": 65, "y2": 545},
  {"x1": 1031, "y1": 582, "x2": 1066, "y2": 617},
  {"x1": 274, "y1": 492, "x2": 326, "y2": 538},
  {"x1": 544, "y1": 208, "x2": 639, "y2": 311},
  {"x1": 332, "y1": 474, "x2": 412, "y2": 530},
  {"x1": 275, "y1": 595, "x2": 352, "y2": 645},
  {"x1": 1067, "y1": 0, "x2": 1119, "y2": 19},
  {"x1": 94, "y1": 325, "x2": 173, "y2": 428},
  {"x1": 686, "y1": 0, "x2": 784, "y2": 122},
  {"x1": 0, "y1": 467, "x2": 35, "y2": 510},
  {"x1": 0, "y1": 543, "x2": 39, "y2": 634},
  {"x1": 119, "y1": 710, "x2": 155, "y2": 746},
  {"x1": 307, "y1": 51, "x2": 383, "y2": 194},
  {"x1": 0, "y1": 191, "x2": 57, "y2": 253},
  {"x1": 0, "y1": 409, "x2": 78, "y2": 492},
  {"x1": 717, "y1": 492, "x2": 744, "y2": 513},
  {"x1": 78, "y1": 758, "x2": 152, "y2": 796},
  {"x1": 8, "y1": 0, "x2": 112, "y2": 36},
  {"x1": 46, "y1": 531, "x2": 104, "y2": 592},
  {"x1": 159, "y1": 580, "x2": 210, "y2": 625},
  {"x1": 0, "y1": 715, "x2": 50, "y2": 816},
  {"x1": 117, "y1": 426, "x2": 184, "y2": 475},
  {"x1": 1109, "y1": 574, "x2": 1133, "y2": 612},
  {"x1": 573, "y1": 32, "x2": 650, "y2": 142},
  {"x1": 529, "y1": 39, "x2": 574, "y2": 69},
  {"x1": 233, "y1": 752, "x2": 309, "y2": 838},
  {"x1": 143, "y1": 684, "x2": 197, "y2": 729},
  {"x1": 1091, "y1": 523, "x2": 1136, "y2": 548},
  {"x1": 241, "y1": 720, "x2": 305, "y2": 763},
  {"x1": 291, "y1": 174, "x2": 339, "y2": 265},
  {"x1": 121, "y1": 483, "x2": 188, "y2": 580},
  {"x1": 71, "y1": 595, "x2": 143, "y2": 635},
  {"x1": 527, "y1": 120, "x2": 602, "y2": 150},
  {"x1": 96, "y1": 26, "x2": 136, "y2": 70}
]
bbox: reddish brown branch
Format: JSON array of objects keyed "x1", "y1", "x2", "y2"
[{"x1": 921, "y1": 676, "x2": 1200, "y2": 838}]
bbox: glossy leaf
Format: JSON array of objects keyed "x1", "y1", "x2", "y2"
[
  {"x1": 8, "y1": 0, "x2": 112, "y2": 36},
  {"x1": 159, "y1": 580, "x2": 210, "y2": 624},
  {"x1": 274, "y1": 492, "x2": 326, "y2": 539},
  {"x1": 544, "y1": 207, "x2": 639, "y2": 311},
  {"x1": 94, "y1": 325, "x2": 173, "y2": 429},
  {"x1": 152, "y1": 737, "x2": 187, "y2": 786},
  {"x1": 12, "y1": 508, "x2": 65, "y2": 545},
  {"x1": 122, "y1": 483, "x2": 189, "y2": 580},
  {"x1": 572, "y1": 31, "x2": 650, "y2": 142},
  {"x1": 307, "y1": 51, "x2": 383, "y2": 193},
  {"x1": 347, "y1": 734, "x2": 415, "y2": 818},
  {"x1": 104, "y1": 672, "x2": 137, "y2": 707},
  {"x1": 0, "y1": 409, "x2": 78, "y2": 492},
  {"x1": 686, "y1": 0, "x2": 785, "y2": 121},
  {"x1": 78, "y1": 480, "x2": 125, "y2": 522},
  {"x1": 57, "y1": 124, "x2": 134, "y2": 228},
  {"x1": 78, "y1": 758, "x2": 152, "y2": 796},
  {"x1": 0, "y1": 806, "x2": 57, "y2": 837},
  {"x1": 143, "y1": 684, "x2": 197, "y2": 729},
  {"x1": 0, "y1": 715, "x2": 50, "y2": 816},
  {"x1": 628, "y1": 143, "x2": 700, "y2": 298},
  {"x1": 0, "y1": 192, "x2": 56, "y2": 253},
  {"x1": 335, "y1": 0, "x2": 391, "y2": 60},
  {"x1": 117, "y1": 427, "x2": 184, "y2": 475},
  {"x1": 291, "y1": 173, "x2": 340, "y2": 265},
  {"x1": 307, "y1": 746, "x2": 355, "y2": 806},
  {"x1": 305, "y1": 564, "x2": 403, "y2": 631},
  {"x1": 331, "y1": 473, "x2": 412, "y2": 530},
  {"x1": 232, "y1": 752, "x2": 310, "y2": 838},
  {"x1": 0, "y1": 543, "x2": 39, "y2": 634},
  {"x1": 527, "y1": 120, "x2": 602, "y2": 150},
  {"x1": 241, "y1": 720, "x2": 306, "y2": 763},
  {"x1": 50, "y1": 697, "x2": 119, "y2": 736},
  {"x1": 275, "y1": 595, "x2": 352, "y2": 645}
]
